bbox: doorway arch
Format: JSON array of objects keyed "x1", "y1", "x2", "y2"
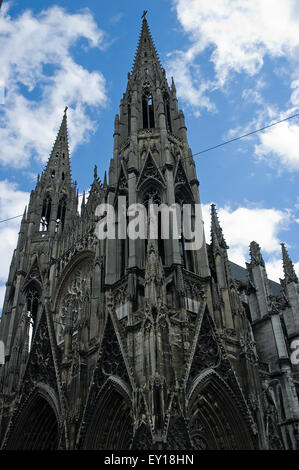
[
  {"x1": 187, "y1": 369, "x2": 255, "y2": 450},
  {"x1": 6, "y1": 386, "x2": 60, "y2": 450},
  {"x1": 83, "y1": 377, "x2": 133, "y2": 449}
]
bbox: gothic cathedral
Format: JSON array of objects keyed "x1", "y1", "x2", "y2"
[{"x1": 0, "y1": 17, "x2": 299, "y2": 451}]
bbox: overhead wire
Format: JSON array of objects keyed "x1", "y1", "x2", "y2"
[{"x1": 0, "y1": 111, "x2": 299, "y2": 225}]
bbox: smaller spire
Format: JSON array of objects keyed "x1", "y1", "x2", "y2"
[
  {"x1": 82, "y1": 190, "x2": 86, "y2": 205},
  {"x1": 40, "y1": 108, "x2": 71, "y2": 188},
  {"x1": 103, "y1": 171, "x2": 107, "y2": 188},
  {"x1": 281, "y1": 243, "x2": 298, "y2": 284},
  {"x1": 94, "y1": 164, "x2": 98, "y2": 180},
  {"x1": 211, "y1": 204, "x2": 228, "y2": 251},
  {"x1": 249, "y1": 241, "x2": 265, "y2": 267},
  {"x1": 171, "y1": 76, "x2": 176, "y2": 94}
]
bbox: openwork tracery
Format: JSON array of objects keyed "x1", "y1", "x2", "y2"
[{"x1": 56, "y1": 259, "x2": 92, "y2": 344}]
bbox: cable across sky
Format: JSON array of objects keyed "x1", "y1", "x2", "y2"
[{"x1": 0, "y1": 111, "x2": 298, "y2": 225}]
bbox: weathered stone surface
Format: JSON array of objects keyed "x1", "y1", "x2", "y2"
[{"x1": 0, "y1": 16, "x2": 298, "y2": 451}]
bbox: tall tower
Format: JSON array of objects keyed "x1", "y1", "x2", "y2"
[{"x1": 0, "y1": 15, "x2": 298, "y2": 451}]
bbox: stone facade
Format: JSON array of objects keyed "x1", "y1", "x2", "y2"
[{"x1": 0, "y1": 17, "x2": 299, "y2": 450}]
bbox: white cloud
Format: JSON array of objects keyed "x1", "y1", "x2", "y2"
[
  {"x1": 169, "y1": 0, "x2": 299, "y2": 112},
  {"x1": 202, "y1": 202, "x2": 293, "y2": 281},
  {"x1": 0, "y1": 180, "x2": 30, "y2": 310},
  {"x1": 166, "y1": 50, "x2": 216, "y2": 113},
  {"x1": 266, "y1": 257, "x2": 284, "y2": 283},
  {"x1": 255, "y1": 120, "x2": 299, "y2": 171},
  {"x1": 0, "y1": 5, "x2": 107, "y2": 168}
]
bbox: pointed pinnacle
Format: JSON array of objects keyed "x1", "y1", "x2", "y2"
[
  {"x1": 281, "y1": 243, "x2": 298, "y2": 284},
  {"x1": 81, "y1": 191, "x2": 86, "y2": 209},
  {"x1": 249, "y1": 241, "x2": 265, "y2": 267},
  {"x1": 103, "y1": 171, "x2": 107, "y2": 188},
  {"x1": 40, "y1": 108, "x2": 72, "y2": 189},
  {"x1": 171, "y1": 76, "x2": 176, "y2": 93},
  {"x1": 211, "y1": 204, "x2": 228, "y2": 250}
]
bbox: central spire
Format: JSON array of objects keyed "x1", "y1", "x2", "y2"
[{"x1": 131, "y1": 14, "x2": 164, "y2": 79}]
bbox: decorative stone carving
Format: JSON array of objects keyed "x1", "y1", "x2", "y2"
[{"x1": 57, "y1": 260, "x2": 92, "y2": 343}]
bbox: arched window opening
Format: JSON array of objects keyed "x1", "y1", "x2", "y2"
[
  {"x1": 163, "y1": 93, "x2": 172, "y2": 133},
  {"x1": 51, "y1": 170, "x2": 55, "y2": 179},
  {"x1": 26, "y1": 287, "x2": 39, "y2": 351},
  {"x1": 142, "y1": 92, "x2": 155, "y2": 129},
  {"x1": 62, "y1": 153, "x2": 65, "y2": 158},
  {"x1": 40, "y1": 195, "x2": 51, "y2": 231},
  {"x1": 62, "y1": 172, "x2": 65, "y2": 181},
  {"x1": 56, "y1": 197, "x2": 66, "y2": 232}
]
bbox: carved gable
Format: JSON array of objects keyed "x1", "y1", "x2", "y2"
[{"x1": 137, "y1": 152, "x2": 165, "y2": 190}]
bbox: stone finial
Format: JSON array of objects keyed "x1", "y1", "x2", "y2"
[
  {"x1": 103, "y1": 171, "x2": 107, "y2": 188},
  {"x1": 281, "y1": 243, "x2": 298, "y2": 284},
  {"x1": 211, "y1": 204, "x2": 228, "y2": 250},
  {"x1": 171, "y1": 76, "x2": 176, "y2": 94},
  {"x1": 249, "y1": 241, "x2": 265, "y2": 267}
]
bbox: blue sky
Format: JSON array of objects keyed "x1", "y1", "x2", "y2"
[{"x1": 1, "y1": 0, "x2": 299, "y2": 305}]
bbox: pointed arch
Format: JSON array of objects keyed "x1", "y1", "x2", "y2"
[
  {"x1": 5, "y1": 384, "x2": 61, "y2": 450},
  {"x1": 116, "y1": 161, "x2": 128, "y2": 195},
  {"x1": 82, "y1": 377, "x2": 133, "y2": 449},
  {"x1": 137, "y1": 152, "x2": 166, "y2": 192},
  {"x1": 40, "y1": 194, "x2": 52, "y2": 231},
  {"x1": 187, "y1": 369, "x2": 255, "y2": 449},
  {"x1": 56, "y1": 195, "x2": 67, "y2": 232},
  {"x1": 142, "y1": 90, "x2": 155, "y2": 129},
  {"x1": 174, "y1": 159, "x2": 194, "y2": 202}
]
